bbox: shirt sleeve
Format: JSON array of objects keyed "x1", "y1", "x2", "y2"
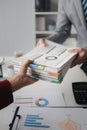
[
  {"x1": 0, "y1": 80, "x2": 13, "y2": 110},
  {"x1": 47, "y1": 0, "x2": 71, "y2": 44}
]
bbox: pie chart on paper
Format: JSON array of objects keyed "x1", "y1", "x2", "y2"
[{"x1": 35, "y1": 98, "x2": 49, "y2": 107}]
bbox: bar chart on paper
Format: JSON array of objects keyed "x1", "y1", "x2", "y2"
[
  {"x1": 24, "y1": 114, "x2": 50, "y2": 129},
  {"x1": 17, "y1": 107, "x2": 87, "y2": 130}
]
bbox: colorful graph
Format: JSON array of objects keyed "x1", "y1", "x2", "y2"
[
  {"x1": 24, "y1": 114, "x2": 50, "y2": 128},
  {"x1": 35, "y1": 98, "x2": 49, "y2": 107},
  {"x1": 14, "y1": 97, "x2": 33, "y2": 105}
]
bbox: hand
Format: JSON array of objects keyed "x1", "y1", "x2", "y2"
[
  {"x1": 8, "y1": 60, "x2": 38, "y2": 92},
  {"x1": 36, "y1": 38, "x2": 47, "y2": 47},
  {"x1": 69, "y1": 48, "x2": 87, "y2": 67}
]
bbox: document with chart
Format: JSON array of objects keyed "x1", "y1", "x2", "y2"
[
  {"x1": 13, "y1": 107, "x2": 87, "y2": 130},
  {"x1": 14, "y1": 91, "x2": 65, "y2": 107},
  {"x1": 12, "y1": 40, "x2": 77, "y2": 83}
]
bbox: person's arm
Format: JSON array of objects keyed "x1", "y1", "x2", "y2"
[
  {"x1": 0, "y1": 60, "x2": 38, "y2": 109},
  {"x1": 0, "y1": 79, "x2": 13, "y2": 110},
  {"x1": 47, "y1": 0, "x2": 71, "y2": 44}
]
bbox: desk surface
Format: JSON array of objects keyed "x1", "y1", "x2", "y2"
[{"x1": 0, "y1": 57, "x2": 87, "y2": 130}]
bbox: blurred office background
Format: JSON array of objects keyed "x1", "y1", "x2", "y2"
[
  {"x1": 0, "y1": 0, "x2": 35, "y2": 55},
  {"x1": 0, "y1": 0, "x2": 76, "y2": 56}
]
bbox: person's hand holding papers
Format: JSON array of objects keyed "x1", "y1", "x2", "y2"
[
  {"x1": 8, "y1": 60, "x2": 38, "y2": 92},
  {"x1": 0, "y1": 60, "x2": 38, "y2": 109},
  {"x1": 69, "y1": 48, "x2": 87, "y2": 67}
]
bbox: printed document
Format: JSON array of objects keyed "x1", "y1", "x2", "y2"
[{"x1": 13, "y1": 107, "x2": 87, "y2": 130}]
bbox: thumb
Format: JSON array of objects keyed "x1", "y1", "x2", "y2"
[{"x1": 20, "y1": 60, "x2": 33, "y2": 74}]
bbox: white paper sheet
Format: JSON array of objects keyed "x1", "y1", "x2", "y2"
[
  {"x1": 14, "y1": 91, "x2": 65, "y2": 107},
  {"x1": 14, "y1": 107, "x2": 87, "y2": 130}
]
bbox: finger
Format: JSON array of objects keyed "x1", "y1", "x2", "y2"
[
  {"x1": 68, "y1": 48, "x2": 80, "y2": 53},
  {"x1": 70, "y1": 60, "x2": 78, "y2": 67},
  {"x1": 70, "y1": 57, "x2": 81, "y2": 67},
  {"x1": 37, "y1": 38, "x2": 47, "y2": 47},
  {"x1": 20, "y1": 60, "x2": 33, "y2": 74},
  {"x1": 70, "y1": 53, "x2": 79, "y2": 67},
  {"x1": 25, "y1": 76, "x2": 39, "y2": 84}
]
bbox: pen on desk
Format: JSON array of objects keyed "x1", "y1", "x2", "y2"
[{"x1": 9, "y1": 106, "x2": 20, "y2": 130}]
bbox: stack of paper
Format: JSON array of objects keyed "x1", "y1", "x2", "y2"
[{"x1": 12, "y1": 40, "x2": 77, "y2": 83}]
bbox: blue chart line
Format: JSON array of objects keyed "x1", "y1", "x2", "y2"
[{"x1": 24, "y1": 114, "x2": 50, "y2": 128}]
